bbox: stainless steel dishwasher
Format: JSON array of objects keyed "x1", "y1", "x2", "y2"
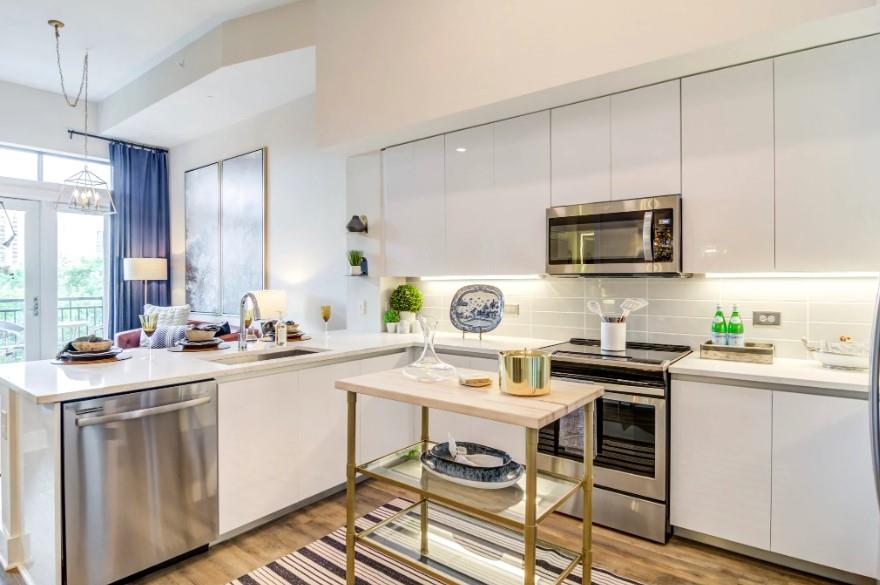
[{"x1": 62, "y1": 380, "x2": 218, "y2": 585}]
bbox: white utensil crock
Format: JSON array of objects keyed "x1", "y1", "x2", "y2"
[{"x1": 600, "y1": 322, "x2": 626, "y2": 352}]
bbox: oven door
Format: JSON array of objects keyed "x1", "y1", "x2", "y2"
[
  {"x1": 546, "y1": 195, "x2": 680, "y2": 275},
  {"x1": 594, "y1": 390, "x2": 667, "y2": 501},
  {"x1": 543, "y1": 382, "x2": 667, "y2": 502}
]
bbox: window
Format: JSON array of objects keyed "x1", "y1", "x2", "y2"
[
  {"x1": 0, "y1": 144, "x2": 111, "y2": 188},
  {"x1": 0, "y1": 147, "x2": 38, "y2": 181},
  {"x1": 43, "y1": 154, "x2": 112, "y2": 187},
  {"x1": 56, "y1": 212, "x2": 105, "y2": 346}
]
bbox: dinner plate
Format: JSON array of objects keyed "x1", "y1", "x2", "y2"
[
  {"x1": 60, "y1": 347, "x2": 123, "y2": 360},
  {"x1": 178, "y1": 338, "x2": 222, "y2": 348}
]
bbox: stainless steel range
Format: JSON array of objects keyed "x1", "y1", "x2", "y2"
[{"x1": 537, "y1": 338, "x2": 691, "y2": 543}]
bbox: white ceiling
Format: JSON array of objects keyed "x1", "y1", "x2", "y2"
[
  {"x1": 105, "y1": 47, "x2": 315, "y2": 146},
  {"x1": 0, "y1": 0, "x2": 293, "y2": 99}
]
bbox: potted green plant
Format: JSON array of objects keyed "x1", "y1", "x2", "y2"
[
  {"x1": 383, "y1": 309, "x2": 400, "y2": 333},
  {"x1": 347, "y1": 250, "x2": 364, "y2": 276},
  {"x1": 389, "y1": 284, "x2": 424, "y2": 324}
]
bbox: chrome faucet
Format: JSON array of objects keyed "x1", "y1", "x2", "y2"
[{"x1": 239, "y1": 292, "x2": 262, "y2": 350}]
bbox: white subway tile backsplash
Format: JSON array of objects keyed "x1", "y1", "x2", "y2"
[{"x1": 412, "y1": 275, "x2": 878, "y2": 357}]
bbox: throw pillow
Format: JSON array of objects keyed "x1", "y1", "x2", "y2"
[
  {"x1": 143, "y1": 303, "x2": 191, "y2": 327},
  {"x1": 141, "y1": 325, "x2": 188, "y2": 348}
]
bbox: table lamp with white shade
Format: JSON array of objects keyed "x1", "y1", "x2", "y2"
[{"x1": 123, "y1": 258, "x2": 168, "y2": 305}]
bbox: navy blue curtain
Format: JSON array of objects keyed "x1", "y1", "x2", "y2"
[{"x1": 108, "y1": 142, "x2": 170, "y2": 337}]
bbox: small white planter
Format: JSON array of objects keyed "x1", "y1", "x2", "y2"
[
  {"x1": 386, "y1": 322, "x2": 398, "y2": 333},
  {"x1": 349, "y1": 265, "x2": 362, "y2": 276},
  {"x1": 399, "y1": 311, "x2": 416, "y2": 323},
  {"x1": 398, "y1": 321, "x2": 411, "y2": 334}
]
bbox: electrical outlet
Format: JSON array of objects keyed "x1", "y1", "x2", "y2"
[
  {"x1": 504, "y1": 304, "x2": 520, "y2": 316},
  {"x1": 753, "y1": 311, "x2": 782, "y2": 326}
]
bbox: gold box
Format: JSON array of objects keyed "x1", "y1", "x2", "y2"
[{"x1": 498, "y1": 349, "x2": 551, "y2": 396}]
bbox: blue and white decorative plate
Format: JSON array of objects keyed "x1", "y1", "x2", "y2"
[{"x1": 449, "y1": 284, "x2": 504, "y2": 334}]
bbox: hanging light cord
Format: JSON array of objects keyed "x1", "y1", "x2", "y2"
[{"x1": 52, "y1": 23, "x2": 90, "y2": 161}]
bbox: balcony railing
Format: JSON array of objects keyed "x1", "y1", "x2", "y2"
[{"x1": 0, "y1": 296, "x2": 104, "y2": 362}]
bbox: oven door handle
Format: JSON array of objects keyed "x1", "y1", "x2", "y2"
[{"x1": 642, "y1": 211, "x2": 654, "y2": 261}]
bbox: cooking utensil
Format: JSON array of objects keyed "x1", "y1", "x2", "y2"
[{"x1": 620, "y1": 298, "x2": 649, "y2": 318}]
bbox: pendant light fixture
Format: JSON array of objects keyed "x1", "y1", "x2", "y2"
[{"x1": 49, "y1": 20, "x2": 116, "y2": 215}]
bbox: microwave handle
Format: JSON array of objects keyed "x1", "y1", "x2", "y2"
[{"x1": 642, "y1": 211, "x2": 654, "y2": 261}]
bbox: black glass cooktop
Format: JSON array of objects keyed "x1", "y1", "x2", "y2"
[{"x1": 545, "y1": 338, "x2": 691, "y2": 368}]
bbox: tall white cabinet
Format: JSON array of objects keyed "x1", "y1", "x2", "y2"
[
  {"x1": 550, "y1": 97, "x2": 611, "y2": 206},
  {"x1": 611, "y1": 80, "x2": 681, "y2": 199},
  {"x1": 445, "y1": 111, "x2": 550, "y2": 275},
  {"x1": 681, "y1": 61, "x2": 775, "y2": 273},
  {"x1": 774, "y1": 35, "x2": 880, "y2": 271},
  {"x1": 382, "y1": 136, "x2": 446, "y2": 276}
]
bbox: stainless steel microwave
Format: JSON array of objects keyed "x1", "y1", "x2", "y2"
[{"x1": 546, "y1": 195, "x2": 682, "y2": 276}]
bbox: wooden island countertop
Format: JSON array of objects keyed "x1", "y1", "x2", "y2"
[{"x1": 335, "y1": 367, "x2": 603, "y2": 429}]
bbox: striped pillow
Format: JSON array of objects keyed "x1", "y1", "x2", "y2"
[{"x1": 140, "y1": 325, "x2": 187, "y2": 348}]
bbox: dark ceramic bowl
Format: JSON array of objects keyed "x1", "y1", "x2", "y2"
[
  {"x1": 429, "y1": 441, "x2": 513, "y2": 469},
  {"x1": 420, "y1": 451, "x2": 523, "y2": 485}
]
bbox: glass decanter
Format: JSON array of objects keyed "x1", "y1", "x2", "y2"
[{"x1": 403, "y1": 316, "x2": 457, "y2": 382}]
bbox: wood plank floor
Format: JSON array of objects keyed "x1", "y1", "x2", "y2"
[{"x1": 124, "y1": 481, "x2": 836, "y2": 585}]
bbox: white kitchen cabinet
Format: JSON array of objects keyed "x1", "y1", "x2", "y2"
[
  {"x1": 611, "y1": 80, "x2": 681, "y2": 199},
  {"x1": 298, "y1": 361, "x2": 360, "y2": 498},
  {"x1": 383, "y1": 136, "x2": 446, "y2": 276},
  {"x1": 682, "y1": 61, "x2": 775, "y2": 273},
  {"x1": 774, "y1": 35, "x2": 880, "y2": 271},
  {"x1": 358, "y1": 352, "x2": 417, "y2": 461},
  {"x1": 431, "y1": 353, "x2": 526, "y2": 462},
  {"x1": 771, "y1": 392, "x2": 879, "y2": 578},
  {"x1": 218, "y1": 371, "x2": 301, "y2": 534},
  {"x1": 551, "y1": 97, "x2": 611, "y2": 206},
  {"x1": 445, "y1": 112, "x2": 550, "y2": 275},
  {"x1": 670, "y1": 380, "x2": 772, "y2": 549}
]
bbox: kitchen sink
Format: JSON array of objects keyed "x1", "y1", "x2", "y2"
[{"x1": 213, "y1": 347, "x2": 322, "y2": 365}]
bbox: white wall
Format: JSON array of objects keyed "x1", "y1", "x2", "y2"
[
  {"x1": 168, "y1": 94, "x2": 347, "y2": 332},
  {"x1": 0, "y1": 80, "x2": 100, "y2": 157},
  {"x1": 315, "y1": 0, "x2": 877, "y2": 151},
  {"x1": 414, "y1": 276, "x2": 879, "y2": 359}
]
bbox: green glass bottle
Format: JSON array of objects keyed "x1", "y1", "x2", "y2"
[
  {"x1": 728, "y1": 304, "x2": 745, "y2": 347},
  {"x1": 711, "y1": 304, "x2": 727, "y2": 345}
]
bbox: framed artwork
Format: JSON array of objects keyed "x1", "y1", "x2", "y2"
[{"x1": 184, "y1": 148, "x2": 265, "y2": 314}]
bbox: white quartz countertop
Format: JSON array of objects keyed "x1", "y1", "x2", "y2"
[
  {"x1": 0, "y1": 331, "x2": 561, "y2": 405},
  {"x1": 669, "y1": 353, "x2": 869, "y2": 396}
]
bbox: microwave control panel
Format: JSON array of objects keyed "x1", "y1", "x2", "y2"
[{"x1": 653, "y1": 210, "x2": 674, "y2": 261}]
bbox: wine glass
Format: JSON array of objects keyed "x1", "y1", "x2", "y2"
[
  {"x1": 320, "y1": 305, "x2": 332, "y2": 337},
  {"x1": 243, "y1": 307, "x2": 255, "y2": 342},
  {"x1": 139, "y1": 313, "x2": 159, "y2": 360}
]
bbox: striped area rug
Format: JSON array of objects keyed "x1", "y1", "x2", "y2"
[{"x1": 228, "y1": 498, "x2": 642, "y2": 585}]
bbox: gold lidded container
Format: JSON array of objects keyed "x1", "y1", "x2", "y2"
[{"x1": 498, "y1": 348, "x2": 551, "y2": 397}]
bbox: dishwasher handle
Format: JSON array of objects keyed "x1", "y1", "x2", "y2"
[{"x1": 76, "y1": 395, "x2": 213, "y2": 427}]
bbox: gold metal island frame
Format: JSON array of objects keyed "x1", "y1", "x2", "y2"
[{"x1": 344, "y1": 391, "x2": 595, "y2": 585}]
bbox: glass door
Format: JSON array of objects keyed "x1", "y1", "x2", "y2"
[{"x1": 0, "y1": 198, "x2": 40, "y2": 362}]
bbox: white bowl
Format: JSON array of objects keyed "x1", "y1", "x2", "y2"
[{"x1": 810, "y1": 350, "x2": 869, "y2": 371}]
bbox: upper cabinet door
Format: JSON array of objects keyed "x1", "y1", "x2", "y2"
[
  {"x1": 775, "y1": 36, "x2": 880, "y2": 271},
  {"x1": 682, "y1": 61, "x2": 774, "y2": 273},
  {"x1": 446, "y1": 112, "x2": 551, "y2": 275},
  {"x1": 551, "y1": 97, "x2": 611, "y2": 206},
  {"x1": 382, "y1": 136, "x2": 446, "y2": 276},
  {"x1": 611, "y1": 80, "x2": 681, "y2": 199}
]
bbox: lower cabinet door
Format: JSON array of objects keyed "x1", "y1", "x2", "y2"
[
  {"x1": 218, "y1": 371, "x2": 301, "y2": 534},
  {"x1": 298, "y1": 361, "x2": 360, "y2": 498},
  {"x1": 358, "y1": 352, "x2": 417, "y2": 462},
  {"x1": 771, "y1": 392, "x2": 880, "y2": 578},
  {"x1": 670, "y1": 380, "x2": 772, "y2": 549}
]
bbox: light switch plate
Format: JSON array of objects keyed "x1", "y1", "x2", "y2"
[
  {"x1": 753, "y1": 311, "x2": 782, "y2": 326},
  {"x1": 504, "y1": 304, "x2": 520, "y2": 316}
]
